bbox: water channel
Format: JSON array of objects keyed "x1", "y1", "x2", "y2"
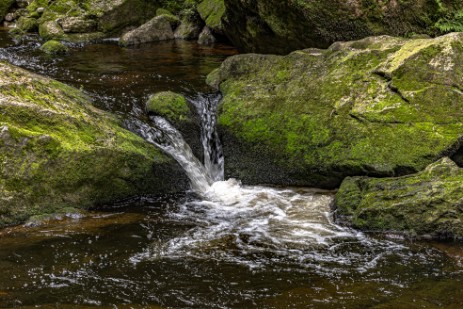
[{"x1": 0, "y1": 30, "x2": 463, "y2": 308}]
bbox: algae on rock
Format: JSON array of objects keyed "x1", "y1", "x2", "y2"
[
  {"x1": 208, "y1": 33, "x2": 463, "y2": 188},
  {"x1": 0, "y1": 62, "x2": 188, "y2": 228},
  {"x1": 334, "y1": 157, "x2": 463, "y2": 239}
]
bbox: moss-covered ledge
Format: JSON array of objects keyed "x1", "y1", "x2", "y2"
[
  {"x1": 0, "y1": 61, "x2": 188, "y2": 228},
  {"x1": 334, "y1": 157, "x2": 463, "y2": 240}
]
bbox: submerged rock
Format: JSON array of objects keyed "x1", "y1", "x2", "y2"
[
  {"x1": 222, "y1": 0, "x2": 463, "y2": 54},
  {"x1": 119, "y1": 15, "x2": 174, "y2": 46},
  {"x1": 334, "y1": 158, "x2": 463, "y2": 239},
  {"x1": 208, "y1": 33, "x2": 463, "y2": 188},
  {"x1": 0, "y1": 62, "x2": 188, "y2": 228}
]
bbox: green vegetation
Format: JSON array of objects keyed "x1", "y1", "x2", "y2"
[
  {"x1": 39, "y1": 40, "x2": 68, "y2": 55},
  {"x1": 0, "y1": 62, "x2": 185, "y2": 228},
  {"x1": 146, "y1": 91, "x2": 192, "y2": 124},
  {"x1": 335, "y1": 158, "x2": 463, "y2": 239},
  {"x1": 209, "y1": 33, "x2": 463, "y2": 187}
]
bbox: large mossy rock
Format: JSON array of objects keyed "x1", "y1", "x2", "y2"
[
  {"x1": 334, "y1": 158, "x2": 463, "y2": 239},
  {"x1": 0, "y1": 62, "x2": 188, "y2": 228},
  {"x1": 222, "y1": 0, "x2": 463, "y2": 54},
  {"x1": 207, "y1": 33, "x2": 463, "y2": 188}
]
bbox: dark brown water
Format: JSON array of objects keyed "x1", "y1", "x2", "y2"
[{"x1": 1, "y1": 30, "x2": 463, "y2": 308}]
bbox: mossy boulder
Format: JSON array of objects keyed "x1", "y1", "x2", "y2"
[
  {"x1": 146, "y1": 91, "x2": 192, "y2": 123},
  {"x1": 334, "y1": 157, "x2": 463, "y2": 239},
  {"x1": 208, "y1": 33, "x2": 463, "y2": 188},
  {"x1": 39, "y1": 40, "x2": 68, "y2": 55},
  {"x1": 0, "y1": 62, "x2": 188, "y2": 228},
  {"x1": 197, "y1": 0, "x2": 224, "y2": 34},
  {"x1": 222, "y1": 0, "x2": 463, "y2": 54},
  {"x1": 119, "y1": 15, "x2": 174, "y2": 46},
  {"x1": 14, "y1": 16, "x2": 38, "y2": 33}
]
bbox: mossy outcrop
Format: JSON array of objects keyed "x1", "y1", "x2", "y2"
[
  {"x1": 0, "y1": 62, "x2": 188, "y2": 228},
  {"x1": 208, "y1": 33, "x2": 463, "y2": 188},
  {"x1": 334, "y1": 158, "x2": 463, "y2": 239},
  {"x1": 222, "y1": 0, "x2": 463, "y2": 54}
]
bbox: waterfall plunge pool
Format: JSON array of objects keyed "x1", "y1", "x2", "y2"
[{"x1": 0, "y1": 30, "x2": 463, "y2": 308}]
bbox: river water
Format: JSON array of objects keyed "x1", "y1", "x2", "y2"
[{"x1": 1, "y1": 30, "x2": 463, "y2": 308}]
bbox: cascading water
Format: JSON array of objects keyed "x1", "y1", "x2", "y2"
[{"x1": 128, "y1": 94, "x2": 407, "y2": 272}]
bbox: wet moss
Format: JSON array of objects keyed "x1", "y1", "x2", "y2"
[
  {"x1": 210, "y1": 33, "x2": 463, "y2": 187},
  {"x1": 0, "y1": 62, "x2": 188, "y2": 228},
  {"x1": 334, "y1": 158, "x2": 463, "y2": 239},
  {"x1": 40, "y1": 40, "x2": 68, "y2": 55},
  {"x1": 197, "y1": 0, "x2": 224, "y2": 33}
]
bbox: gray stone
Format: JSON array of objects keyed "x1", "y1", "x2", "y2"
[
  {"x1": 198, "y1": 26, "x2": 216, "y2": 45},
  {"x1": 119, "y1": 15, "x2": 174, "y2": 46},
  {"x1": 59, "y1": 17, "x2": 97, "y2": 33}
]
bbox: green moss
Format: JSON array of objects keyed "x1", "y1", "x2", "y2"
[
  {"x1": 335, "y1": 157, "x2": 463, "y2": 239},
  {"x1": 197, "y1": 0, "x2": 224, "y2": 32},
  {"x1": 210, "y1": 33, "x2": 463, "y2": 187},
  {"x1": 146, "y1": 91, "x2": 192, "y2": 123},
  {"x1": 0, "y1": 62, "x2": 186, "y2": 228},
  {"x1": 40, "y1": 40, "x2": 68, "y2": 55}
]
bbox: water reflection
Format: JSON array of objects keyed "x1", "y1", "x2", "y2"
[{"x1": 0, "y1": 30, "x2": 237, "y2": 117}]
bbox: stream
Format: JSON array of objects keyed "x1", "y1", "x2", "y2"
[{"x1": 1, "y1": 30, "x2": 463, "y2": 308}]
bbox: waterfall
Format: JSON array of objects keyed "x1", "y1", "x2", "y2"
[{"x1": 127, "y1": 94, "x2": 224, "y2": 195}]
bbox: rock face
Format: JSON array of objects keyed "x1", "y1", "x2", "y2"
[
  {"x1": 222, "y1": 0, "x2": 463, "y2": 54},
  {"x1": 0, "y1": 62, "x2": 188, "y2": 228},
  {"x1": 334, "y1": 158, "x2": 463, "y2": 239},
  {"x1": 207, "y1": 33, "x2": 463, "y2": 188},
  {"x1": 119, "y1": 15, "x2": 174, "y2": 46}
]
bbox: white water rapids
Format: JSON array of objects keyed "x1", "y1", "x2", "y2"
[{"x1": 128, "y1": 95, "x2": 407, "y2": 271}]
